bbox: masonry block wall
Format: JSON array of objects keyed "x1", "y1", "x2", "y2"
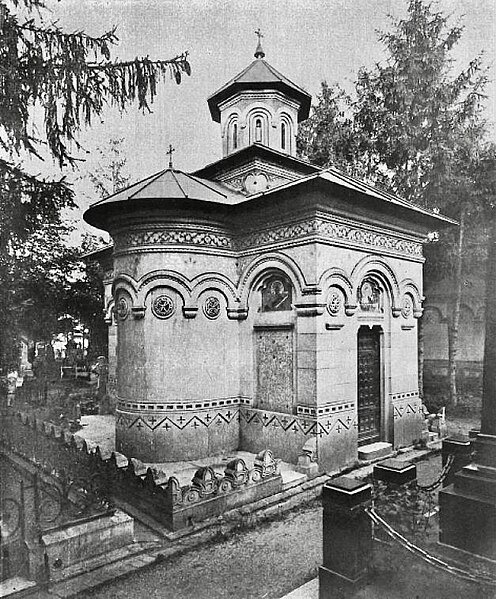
[{"x1": 106, "y1": 197, "x2": 426, "y2": 472}]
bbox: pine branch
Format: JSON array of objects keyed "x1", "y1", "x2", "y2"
[{"x1": 1, "y1": 6, "x2": 192, "y2": 166}]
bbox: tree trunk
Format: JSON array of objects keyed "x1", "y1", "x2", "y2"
[
  {"x1": 481, "y1": 213, "x2": 496, "y2": 435},
  {"x1": 418, "y1": 315, "x2": 424, "y2": 399},
  {"x1": 448, "y1": 207, "x2": 466, "y2": 407}
]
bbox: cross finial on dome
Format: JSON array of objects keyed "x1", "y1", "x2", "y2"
[
  {"x1": 254, "y1": 28, "x2": 265, "y2": 59},
  {"x1": 166, "y1": 144, "x2": 175, "y2": 169}
]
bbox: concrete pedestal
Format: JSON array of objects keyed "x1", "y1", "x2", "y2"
[
  {"x1": 373, "y1": 458, "x2": 417, "y2": 485},
  {"x1": 319, "y1": 476, "x2": 372, "y2": 598},
  {"x1": 441, "y1": 436, "x2": 473, "y2": 488}
]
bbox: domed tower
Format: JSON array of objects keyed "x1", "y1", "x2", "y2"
[{"x1": 208, "y1": 31, "x2": 311, "y2": 158}]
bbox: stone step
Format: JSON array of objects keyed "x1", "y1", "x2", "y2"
[
  {"x1": 0, "y1": 576, "x2": 37, "y2": 599},
  {"x1": 454, "y1": 464, "x2": 496, "y2": 498},
  {"x1": 358, "y1": 442, "x2": 393, "y2": 462}
]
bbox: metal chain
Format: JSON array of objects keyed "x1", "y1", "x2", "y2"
[
  {"x1": 366, "y1": 506, "x2": 496, "y2": 587},
  {"x1": 415, "y1": 454, "x2": 455, "y2": 492}
]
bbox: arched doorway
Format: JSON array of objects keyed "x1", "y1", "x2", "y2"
[{"x1": 357, "y1": 326, "x2": 382, "y2": 445}]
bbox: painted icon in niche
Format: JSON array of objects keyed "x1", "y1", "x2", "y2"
[
  {"x1": 261, "y1": 275, "x2": 292, "y2": 311},
  {"x1": 401, "y1": 295, "x2": 413, "y2": 318},
  {"x1": 204, "y1": 296, "x2": 221, "y2": 319},
  {"x1": 152, "y1": 294, "x2": 176, "y2": 319},
  {"x1": 359, "y1": 279, "x2": 381, "y2": 311}
]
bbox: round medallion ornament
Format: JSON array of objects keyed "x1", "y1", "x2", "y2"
[
  {"x1": 243, "y1": 172, "x2": 269, "y2": 194},
  {"x1": 116, "y1": 297, "x2": 129, "y2": 320},
  {"x1": 327, "y1": 290, "x2": 342, "y2": 316},
  {"x1": 401, "y1": 295, "x2": 413, "y2": 318},
  {"x1": 152, "y1": 294, "x2": 176, "y2": 319},
  {"x1": 203, "y1": 296, "x2": 221, "y2": 319}
]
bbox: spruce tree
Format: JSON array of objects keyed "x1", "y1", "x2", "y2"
[
  {"x1": 299, "y1": 0, "x2": 493, "y2": 405},
  {"x1": 0, "y1": 0, "x2": 191, "y2": 368}
]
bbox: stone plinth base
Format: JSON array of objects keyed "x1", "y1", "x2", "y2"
[
  {"x1": 42, "y1": 510, "x2": 134, "y2": 582},
  {"x1": 319, "y1": 565, "x2": 361, "y2": 599},
  {"x1": 358, "y1": 442, "x2": 392, "y2": 462},
  {"x1": 374, "y1": 458, "x2": 417, "y2": 485}
]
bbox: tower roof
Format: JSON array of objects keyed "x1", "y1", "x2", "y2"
[{"x1": 207, "y1": 58, "x2": 312, "y2": 123}]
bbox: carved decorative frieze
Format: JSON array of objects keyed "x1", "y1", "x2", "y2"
[
  {"x1": 391, "y1": 391, "x2": 422, "y2": 420},
  {"x1": 240, "y1": 407, "x2": 357, "y2": 438},
  {"x1": 114, "y1": 227, "x2": 232, "y2": 251},
  {"x1": 297, "y1": 402, "x2": 354, "y2": 418},
  {"x1": 235, "y1": 217, "x2": 423, "y2": 259},
  {"x1": 117, "y1": 396, "x2": 251, "y2": 413}
]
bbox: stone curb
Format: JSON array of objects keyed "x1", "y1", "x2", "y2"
[{"x1": 19, "y1": 445, "x2": 441, "y2": 598}]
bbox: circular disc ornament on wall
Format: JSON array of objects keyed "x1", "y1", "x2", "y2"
[
  {"x1": 152, "y1": 294, "x2": 176, "y2": 319},
  {"x1": 203, "y1": 296, "x2": 221, "y2": 319},
  {"x1": 243, "y1": 172, "x2": 268, "y2": 194},
  {"x1": 116, "y1": 297, "x2": 130, "y2": 320},
  {"x1": 327, "y1": 289, "x2": 343, "y2": 316}
]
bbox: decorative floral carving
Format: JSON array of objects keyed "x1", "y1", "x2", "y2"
[
  {"x1": 254, "y1": 449, "x2": 279, "y2": 478},
  {"x1": 401, "y1": 295, "x2": 413, "y2": 318},
  {"x1": 327, "y1": 289, "x2": 342, "y2": 316},
  {"x1": 203, "y1": 296, "x2": 221, "y2": 319},
  {"x1": 152, "y1": 294, "x2": 176, "y2": 319},
  {"x1": 225, "y1": 458, "x2": 250, "y2": 487},
  {"x1": 115, "y1": 297, "x2": 130, "y2": 320},
  {"x1": 191, "y1": 466, "x2": 218, "y2": 498}
]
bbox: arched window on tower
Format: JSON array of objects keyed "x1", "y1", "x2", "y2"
[
  {"x1": 255, "y1": 119, "x2": 263, "y2": 143},
  {"x1": 233, "y1": 123, "x2": 238, "y2": 150},
  {"x1": 281, "y1": 122, "x2": 287, "y2": 151},
  {"x1": 248, "y1": 111, "x2": 269, "y2": 145}
]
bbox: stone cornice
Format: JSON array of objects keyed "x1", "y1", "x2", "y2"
[
  {"x1": 218, "y1": 91, "x2": 300, "y2": 113},
  {"x1": 110, "y1": 213, "x2": 424, "y2": 262},
  {"x1": 235, "y1": 214, "x2": 424, "y2": 261}
]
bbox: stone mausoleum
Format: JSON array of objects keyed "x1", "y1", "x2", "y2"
[{"x1": 84, "y1": 39, "x2": 454, "y2": 473}]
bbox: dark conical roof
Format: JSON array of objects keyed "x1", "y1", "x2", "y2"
[
  {"x1": 207, "y1": 58, "x2": 311, "y2": 123},
  {"x1": 83, "y1": 168, "x2": 245, "y2": 229}
]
